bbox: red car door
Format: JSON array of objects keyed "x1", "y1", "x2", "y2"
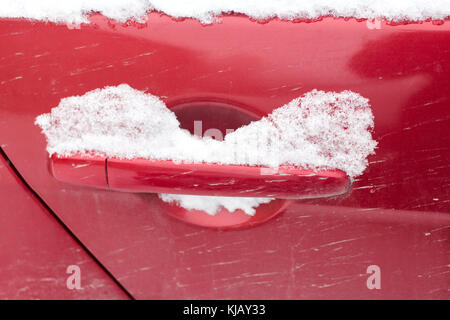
[{"x1": 0, "y1": 13, "x2": 449, "y2": 299}]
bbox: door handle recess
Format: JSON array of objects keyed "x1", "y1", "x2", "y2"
[{"x1": 50, "y1": 154, "x2": 351, "y2": 199}]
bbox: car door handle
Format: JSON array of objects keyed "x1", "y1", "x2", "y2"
[{"x1": 50, "y1": 154, "x2": 351, "y2": 199}]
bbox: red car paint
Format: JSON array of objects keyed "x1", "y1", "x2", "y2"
[
  {"x1": 0, "y1": 154, "x2": 129, "y2": 299},
  {"x1": 52, "y1": 155, "x2": 350, "y2": 199},
  {"x1": 51, "y1": 155, "x2": 108, "y2": 188},
  {"x1": 0, "y1": 13, "x2": 449, "y2": 299}
]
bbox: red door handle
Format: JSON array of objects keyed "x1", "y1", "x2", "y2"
[{"x1": 50, "y1": 154, "x2": 351, "y2": 199}]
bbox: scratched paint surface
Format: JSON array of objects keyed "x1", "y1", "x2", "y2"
[
  {"x1": 0, "y1": 14, "x2": 449, "y2": 298},
  {"x1": 0, "y1": 154, "x2": 129, "y2": 299}
]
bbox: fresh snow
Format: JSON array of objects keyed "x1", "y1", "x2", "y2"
[
  {"x1": 35, "y1": 84, "x2": 377, "y2": 216},
  {"x1": 35, "y1": 84, "x2": 377, "y2": 178},
  {"x1": 1, "y1": 0, "x2": 449, "y2": 24},
  {"x1": 158, "y1": 194, "x2": 274, "y2": 215}
]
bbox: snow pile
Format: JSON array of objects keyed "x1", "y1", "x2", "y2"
[
  {"x1": 158, "y1": 194, "x2": 274, "y2": 215},
  {"x1": 148, "y1": 0, "x2": 450, "y2": 23},
  {"x1": 1, "y1": 0, "x2": 449, "y2": 24},
  {"x1": 35, "y1": 84, "x2": 376, "y2": 178},
  {"x1": 0, "y1": 0, "x2": 150, "y2": 24},
  {"x1": 36, "y1": 84, "x2": 377, "y2": 216}
]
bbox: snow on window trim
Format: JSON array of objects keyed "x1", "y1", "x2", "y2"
[{"x1": 0, "y1": 0, "x2": 449, "y2": 25}]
